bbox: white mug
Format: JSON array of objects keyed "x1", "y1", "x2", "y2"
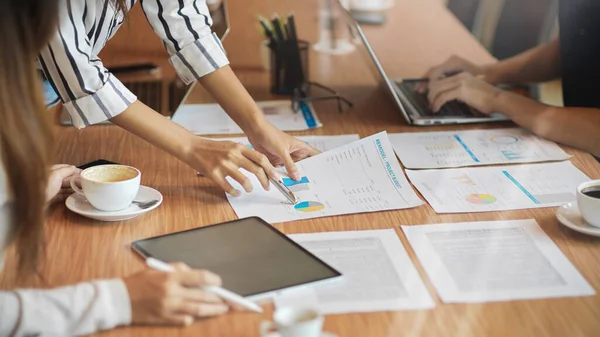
[
  {"x1": 260, "y1": 307, "x2": 324, "y2": 337},
  {"x1": 577, "y1": 180, "x2": 600, "y2": 227},
  {"x1": 350, "y1": 0, "x2": 394, "y2": 12},
  {"x1": 70, "y1": 165, "x2": 141, "y2": 212}
]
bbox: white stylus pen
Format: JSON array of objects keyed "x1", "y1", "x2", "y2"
[{"x1": 146, "y1": 257, "x2": 263, "y2": 313}]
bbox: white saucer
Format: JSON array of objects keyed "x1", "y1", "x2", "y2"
[
  {"x1": 65, "y1": 186, "x2": 163, "y2": 222},
  {"x1": 556, "y1": 201, "x2": 600, "y2": 237}
]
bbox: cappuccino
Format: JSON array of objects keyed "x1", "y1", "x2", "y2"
[
  {"x1": 71, "y1": 165, "x2": 141, "y2": 212},
  {"x1": 83, "y1": 165, "x2": 138, "y2": 183}
]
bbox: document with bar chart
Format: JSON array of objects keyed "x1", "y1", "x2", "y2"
[
  {"x1": 406, "y1": 162, "x2": 589, "y2": 213},
  {"x1": 389, "y1": 128, "x2": 570, "y2": 169},
  {"x1": 226, "y1": 132, "x2": 424, "y2": 223}
]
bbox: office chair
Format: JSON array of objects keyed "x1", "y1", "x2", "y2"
[
  {"x1": 473, "y1": 0, "x2": 558, "y2": 60},
  {"x1": 446, "y1": 0, "x2": 482, "y2": 32}
]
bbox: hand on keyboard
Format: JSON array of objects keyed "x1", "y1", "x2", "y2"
[
  {"x1": 401, "y1": 80, "x2": 475, "y2": 117},
  {"x1": 427, "y1": 72, "x2": 502, "y2": 115},
  {"x1": 415, "y1": 55, "x2": 487, "y2": 93}
]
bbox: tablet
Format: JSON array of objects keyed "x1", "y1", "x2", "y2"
[{"x1": 132, "y1": 217, "x2": 342, "y2": 299}]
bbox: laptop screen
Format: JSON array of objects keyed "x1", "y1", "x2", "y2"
[
  {"x1": 336, "y1": 1, "x2": 413, "y2": 121},
  {"x1": 210, "y1": 0, "x2": 231, "y2": 41}
]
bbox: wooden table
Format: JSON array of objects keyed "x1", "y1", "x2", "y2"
[{"x1": 2, "y1": 0, "x2": 599, "y2": 336}]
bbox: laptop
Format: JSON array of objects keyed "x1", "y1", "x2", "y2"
[
  {"x1": 60, "y1": 0, "x2": 230, "y2": 125},
  {"x1": 339, "y1": 1, "x2": 510, "y2": 126}
]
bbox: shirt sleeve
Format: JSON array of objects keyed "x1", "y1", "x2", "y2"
[
  {"x1": 0, "y1": 279, "x2": 131, "y2": 336},
  {"x1": 38, "y1": 0, "x2": 137, "y2": 129},
  {"x1": 140, "y1": 0, "x2": 230, "y2": 84}
]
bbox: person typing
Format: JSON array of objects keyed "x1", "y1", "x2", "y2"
[{"x1": 417, "y1": 0, "x2": 600, "y2": 158}]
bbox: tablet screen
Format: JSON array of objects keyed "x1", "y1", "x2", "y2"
[{"x1": 132, "y1": 217, "x2": 341, "y2": 297}]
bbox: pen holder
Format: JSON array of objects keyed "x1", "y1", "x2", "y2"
[{"x1": 270, "y1": 40, "x2": 310, "y2": 95}]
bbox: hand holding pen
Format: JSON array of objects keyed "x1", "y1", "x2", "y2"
[
  {"x1": 196, "y1": 140, "x2": 299, "y2": 204},
  {"x1": 146, "y1": 258, "x2": 263, "y2": 313}
]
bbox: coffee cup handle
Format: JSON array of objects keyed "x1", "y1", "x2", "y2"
[
  {"x1": 260, "y1": 321, "x2": 276, "y2": 337},
  {"x1": 70, "y1": 176, "x2": 85, "y2": 196}
]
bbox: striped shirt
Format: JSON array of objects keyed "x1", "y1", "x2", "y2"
[{"x1": 38, "y1": 0, "x2": 229, "y2": 129}]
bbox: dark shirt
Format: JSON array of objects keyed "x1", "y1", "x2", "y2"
[{"x1": 559, "y1": 0, "x2": 600, "y2": 108}]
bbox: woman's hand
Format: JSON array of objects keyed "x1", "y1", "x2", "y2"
[
  {"x1": 427, "y1": 72, "x2": 502, "y2": 114},
  {"x1": 416, "y1": 55, "x2": 488, "y2": 93},
  {"x1": 246, "y1": 123, "x2": 320, "y2": 181},
  {"x1": 187, "y1": 138, "x2": 276, "y2": 196},
  {"x1": 46, "y1": 164, "x2": 81, "y2": 204},
  {"x1": 123, "y1": 263, "x2": 229, "y2": 326}
]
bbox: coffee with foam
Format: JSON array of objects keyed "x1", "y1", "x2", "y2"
[
  {"x1": 71, "y1": 165, "x2": 141, "y2": 212},
  {"x1": 83, "y1": 165, "x2": 138, "y2": 183}
]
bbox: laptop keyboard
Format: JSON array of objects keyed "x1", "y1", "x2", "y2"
[{"x1": 396, "y1": 81, "x2": 475, "y2": 117}]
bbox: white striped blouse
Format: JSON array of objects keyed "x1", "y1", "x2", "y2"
[{"x1": 37, "y1": 0, "x2": 229, "y2": 129}]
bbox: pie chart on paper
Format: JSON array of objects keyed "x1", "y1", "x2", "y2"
[
  {"x1": 490, "y1": 135, "x2": 519, "y2": 144},
  {"x1": 465, "y1": 193, "x2": 497, "y2": 205},
  {"x1": 294, "y1": 201, "x2": 325, "y2": 212}
]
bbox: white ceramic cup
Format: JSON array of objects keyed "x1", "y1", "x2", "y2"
[
  {"x1": 350, "y1": 0, "x2": 394, "y2": 11},
  {"x1": 70, "y1": 165, "x2": 141, "y2": 212},
  {"x1": 260, "y1": 307, "x2": 324, "y2": 337},
  {"x1": 577, "y1": 180, "x2": 600, "y2": 228}
]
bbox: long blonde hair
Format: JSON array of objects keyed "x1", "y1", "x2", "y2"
[{"x1": 0, "y1": 0, "x2": 59, "y2": 276}]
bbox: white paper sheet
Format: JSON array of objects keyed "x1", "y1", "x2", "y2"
[
  {"x1": 389, "y1": 128, "x2": 570, "y2": 169},
  {"x1": 227, "y1": 132, "x2": 424, "y2": 223},
  {"x1": 402, "y1": 219, "x2": 595, "y2": 303},
  {"x1": 208, "y1": 134, "x2": 360, "y2": 153},
  {"x1": 172, "y1": 101, "x2": 322, "y2": 135},
  {"x1": 406, "y1": 161, "x2": 589, "y2": 213},
  {"x1": 274, "y1": 229, "x2": 435, "y2": 313}
]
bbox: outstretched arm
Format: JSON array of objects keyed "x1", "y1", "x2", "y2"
[{"x1": 427, "y1": 73, "x2": 600, "y2": 157}]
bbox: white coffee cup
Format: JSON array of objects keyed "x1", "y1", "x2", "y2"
[
  {"x1": 577, "y1": 180, "x2": 600, "y2": 227},
  {"x1": 260, "y1": 307, "x2": 324, "y2": 337},
  {"x1": 70, "y1": 165, "x2": 141, "y2": 212},
  {"x1": 350, "y1": 0, "x2": 394, "y2": 11}
]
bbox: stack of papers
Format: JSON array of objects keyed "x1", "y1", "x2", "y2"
[
  {"x1": 274, "y1": 229, "x2": 434, "y2": 313},
  {"x1": 402, "y1": 220, "x2": 595, "y2": 303},
  {"x1": 406, "y1": 161, "x2": 589, "y2": 213},
  {"x1": 172, "y1": 101, "x2": 321, "y2": 135},
  {"x1": 226, "y1": 132, "x2": 424, "y2": 223},
  {"x1": 389, "y1": 128, "x2": 570, "y2": 169},
  {"x1": 208, "y1": 134, "x2": 360, "y2": 153}
]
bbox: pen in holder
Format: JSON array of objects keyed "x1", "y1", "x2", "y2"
[{"x1": 270, "y1": 40, "x2": 310, "y2": 95}]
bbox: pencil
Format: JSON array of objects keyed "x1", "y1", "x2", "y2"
[{"x1": 258, "y1": 16, "x2": 277, "y2": 46}]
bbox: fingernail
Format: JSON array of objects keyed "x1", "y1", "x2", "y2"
[
  {"x1": 231, "y1": 190, "x2": 241, "y2": 197},
  {"x1": 184, "y1": 316, "x2": 194, "y2": 326},
  {"x1": 206, "y1": 273, "x2": 223, "y2": 285},
  {"x1": 291, "y1": 172, "x2": 300, "y2": 181}
]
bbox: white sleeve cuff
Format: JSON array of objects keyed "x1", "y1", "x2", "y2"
[
  {"x1": 0, "y1": 292, "x2": 20, "y2": 335},
  {"x1": 94, "y1": 279, "x2": 132, "y2": 328},
  {"x1": 15, "y1": 279, "x2": 131, "y2": 336},
  {"x1": 170, "y1": 32, "x2": 230, "y2": 85},
  {"x1": 63, "y1": 75, "x2": 137, "y2": 129}
]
